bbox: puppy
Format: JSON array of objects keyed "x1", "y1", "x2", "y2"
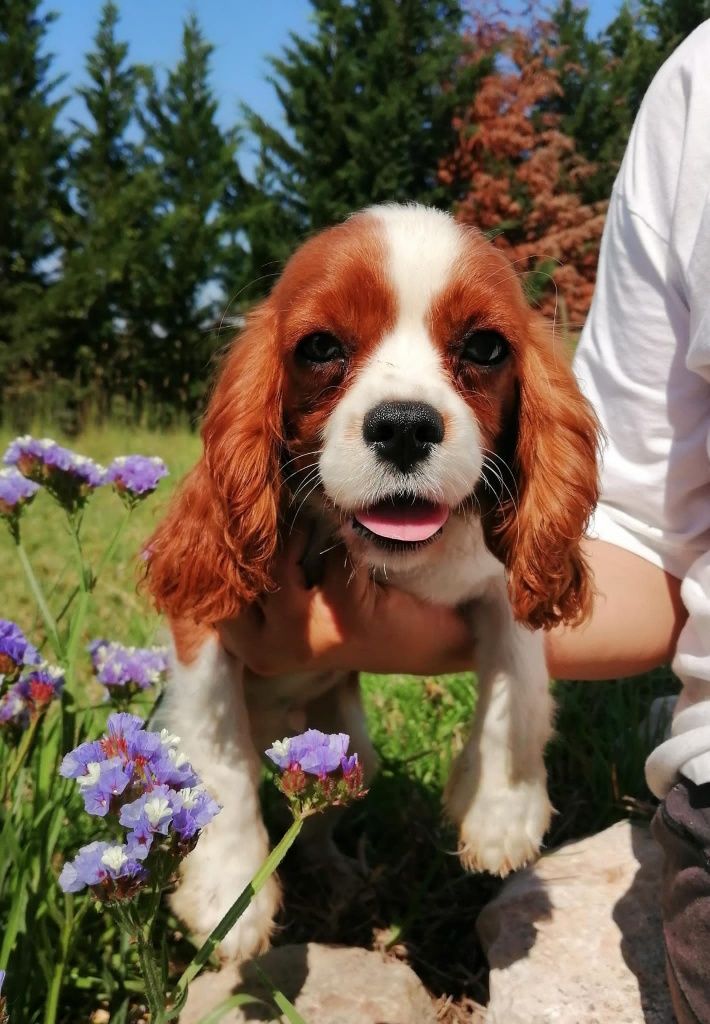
[{"x1": 145, "y1": 203, "x2": 599, "y2": 959}]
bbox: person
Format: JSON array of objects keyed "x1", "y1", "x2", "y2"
[{"x1": 219, "y1": 21, "x2": 710, "y2": 1024}]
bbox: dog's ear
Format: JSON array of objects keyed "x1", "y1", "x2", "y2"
[
  {"x1": 144, "y1": 302, "x2": 283, "y2": 624},
  {"x1": 484, "y1": 319, "x2": 600, "y2": 630}
]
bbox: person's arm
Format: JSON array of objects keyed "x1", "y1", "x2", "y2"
[
  {"x1": 545, "y1": 538, "x2": 687, "y2": 680},
  {"x1": 219, "y1": 531, "x2": 686, "y2": 681}
]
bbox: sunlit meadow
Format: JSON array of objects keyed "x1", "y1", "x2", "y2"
[{"x1": 0, "y1": 423, "x2": 675, "y2": 1023}]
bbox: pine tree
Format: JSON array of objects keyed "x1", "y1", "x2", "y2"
[
  {"x1": 241, "y1": 0, "x2": 488, "y2": 284},
  {"x1": 547, "y1": 0, "x2": 708, "y2": 199},
  {"x1": 53, "y1": 1, "x2": 156, "y2": 409},
  {"x1": 0, "y1": 0, "x2": 67, "y2": 380},
  {"x1": 140, "y1": 13, "x2": 245, "y2": 409}
]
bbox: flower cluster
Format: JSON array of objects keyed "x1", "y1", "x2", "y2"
[
  {"x1": 106, "y1": 455, "x2": 168, "y2": 505},
  {"x1": 2, "y1": 436, "x2": 168, "y2": 516},
  {"x1": 0, "y1": 466, "x2": 40, "y2": 538},
  {"x1": 59, "y1": 714, "x2": 220, "y2": 901},
  {"x1": 0, "y1": 619, "x2": 40, "y2": 688},
  {"x1": 0, "y1": 666, "x2": 64, "y2": 733},
  {"x1": 4, "y1": 435, "x2": 106, "y2": 514},
  {"x1": 265, "y1": 729, "x2": 365, "y2": 814},
  {"x1": 88, "y1": 639, "x2": 168, "y2": 700}
]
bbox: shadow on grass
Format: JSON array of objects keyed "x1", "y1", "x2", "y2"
[
  {"x1": 257, "y1": 665, "x2": 679, "y2": 1016},
  {"x1": 547, "y1": 665, "x2": 678, "y2": 846},
  {"x1": 263, "y1": 756, "x2": 501, "y2": 1010}
]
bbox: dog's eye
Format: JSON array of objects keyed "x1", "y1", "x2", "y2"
[
  {"x1": 461, "y1": 330, "x2": 509, "y2": 367},
  {"x1": 296, "y1": 332, "x2": 345, "y2": 364}
]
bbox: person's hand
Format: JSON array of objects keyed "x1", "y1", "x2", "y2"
[{"x1": 217, "y1": 529, "x2": 474, "y2": 677}]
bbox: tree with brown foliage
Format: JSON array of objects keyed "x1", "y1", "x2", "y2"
[{"x1": 440, "y1": 23, "x2": 607, "y2": 330}]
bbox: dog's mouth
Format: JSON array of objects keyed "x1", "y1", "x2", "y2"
[{"x1": 352, "y1": 495, "x2": 450, "y2": 550}]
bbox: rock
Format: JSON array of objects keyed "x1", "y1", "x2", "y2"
[
  {"x1": 179, "y1": 942, "x2": 436, "y2": 1024},
  {"x1": 478, "y1": 820, "x2": 674, "y2": 1024}
]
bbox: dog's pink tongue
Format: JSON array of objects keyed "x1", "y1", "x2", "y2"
[{"x1": 355, "y1": 502, "x2": 449, "y2": 542}]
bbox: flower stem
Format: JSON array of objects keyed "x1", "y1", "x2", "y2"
[
  {"x1": 2, "y1": 714, "x2": 40, "y2": 801},
  {"x1": 168, "y1": 816, "x2": 304, "y2": 1016},
  {"x1": 95, "y1": 507, "x2": 132, "y2": 581},
  {"x1": 136, "y1": 930, "x2": 167, "y2": 1024},
  {"x1": 63, "y1": 515, "x2": 92, "y2": 712},
  {"x1": 43, "y1": 896, "x2": 80, "y2": 1024},
  {"x1": 14, "y1": 540, "x2": 63, "y2": 659}
]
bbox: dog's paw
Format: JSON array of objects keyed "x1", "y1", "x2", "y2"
[
  {"x1": 172, "y1": 857, "x2": 281, "y2": 961},
  {"x1": 447, "y1": 773, "x2": 553, "y2": 877}
]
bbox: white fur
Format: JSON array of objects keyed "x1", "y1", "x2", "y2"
[
  {"x1": 320, "y1": 206, "x2": 481, "y2": 523},
  {"x1": 163, "y1": 204, "x2": 555, "y2": 960}
]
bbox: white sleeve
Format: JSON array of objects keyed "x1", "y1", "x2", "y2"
[
  {"x1": 571, "y1": 23, "x2": 710, "y2": 798},
  {"x1": 573, "y1": 116, "x2": 710, "y2": 581}
]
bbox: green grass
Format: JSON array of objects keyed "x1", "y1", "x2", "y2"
[
  {"x1": 0, "y1": 424, "x2": 201, "y2": 648},
  {"x1": 0, "y1": 422, "x2": 678, "y2": 1022}
]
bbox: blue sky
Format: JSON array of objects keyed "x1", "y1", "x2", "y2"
[{"x1": 44, "y1": 1, "x2": 622, "y2": 158}]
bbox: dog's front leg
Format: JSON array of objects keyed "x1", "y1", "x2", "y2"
[
  {"x1": 445, "y1": 580, "x2": 554, "y2": 876},
  {"x1": 157, "y1": 634, "x2": 280, "y2": 960}
]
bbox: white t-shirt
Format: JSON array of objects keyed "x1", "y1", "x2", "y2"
[{"x1": 572, "y1": 20, "x2": 710, "y2": 798}]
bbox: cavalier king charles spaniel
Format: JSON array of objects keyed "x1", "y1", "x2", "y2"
[{"x1": 145, "y1": 203, "x2": 599, "y2": 959}]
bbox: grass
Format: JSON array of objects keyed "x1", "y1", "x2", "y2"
[{"x1": 0, "y1": 422, "x2": 678, "y2": 1023}]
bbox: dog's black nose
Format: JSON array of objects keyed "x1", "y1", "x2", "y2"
[{"x1": 363, "y1": 400, "x2": 445, "y2": 473}]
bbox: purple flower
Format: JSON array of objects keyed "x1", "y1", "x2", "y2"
[
  {"x1": 0, "y1": 684, "x2": 29, "y2": 727},
  {"x1": 0, "y1": 619, "x2": 41, "y2": 687},
  {"x1": 106, "y1": 455, "x2": 168, "y2": 502},
  {"x1": 59, "y1": 739, "x2": 106, "y2": 780},
  {"x1": 58, "y1": 840, "x2": 146, "y2": 897},
  {"x1": 59, "y1": 715, "x2": 221, "y2": 903},
  {"x1": 79, "y1": 758, "x2": 132, "y2": 817},
  {"x1": 119, "y1": 784, "x2": 175, "y2": 853},
  {"x1": 0, "y1": 666, "x2": 64, "y2": 731},
  {"x1": 3, "y1": 435, "x2": 106, "y2": 513},
  {"x1": 88, "y1": 639, "x2": 168, "y2": 695},
  {"x1": 171, "y1": 785, "x2": 221, "y2": 841},
  {"x1": 60, "y1": 714, "x2": 200, "y2": 816},
  {"x1": 0, "y1": 467, "x2": 39, "y2": 530},
  {"x1": 266, "y1": 730, "x2": 351, "y2": 776},
  {"x1": 341, "y1": 753, "x2": 359, "y2": 777}
]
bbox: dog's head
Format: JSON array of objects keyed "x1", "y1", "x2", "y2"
[{"x1": 146, "y1": 204, "x2": 599, "y2": 630}]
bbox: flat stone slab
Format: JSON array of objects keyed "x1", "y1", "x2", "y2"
[
  {"x1": 478, "y1": 819, "x2": 674, "y2": 1024},
  {"x1": 180, "y1": 942, "x2": 436, "y2": 1024}
]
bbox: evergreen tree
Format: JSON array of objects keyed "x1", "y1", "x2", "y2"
[
  {"x1": 641, "y1": 0, "x2": 710, "y2": 54},
  {"x1": 241, "y1": 0, "x2": 488, "y2": 284},
  {"x1": 140, "y1": 13, "x2": 245, "y2": 409},
  {"x1": 53, "y1": 1, "x2": 156, "y2": 408},
  {"x1": 547, "y1": 0, "x2": 708, "y2": 199},
  {"x1": 0, "y1": 0, "x2": 67, "y2": 379}
]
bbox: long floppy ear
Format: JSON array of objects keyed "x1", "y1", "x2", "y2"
[
  {"x1": 485, "y1": 320, "x2": 601, "y2": 630},
  {"x1": 144, "y1": 302, "x2": 283, "y2": 624}
]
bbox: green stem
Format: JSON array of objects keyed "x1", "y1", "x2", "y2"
[
  {"x1": 3, "y1": 714, "x2": 40, "y2": 801},
  {"x1": 43, "y1": 896, "x2": 78, "y2": 1024},
  {"x1": 136, "y1": 931, "x2": 167, "y2": 1024},
  {"x1": 62, "y1": 515, "x2": 92, "y2": 705},
  {"x1": 96, "y1": 507, "x2": 132, "y2": 580},
  {"x1": 168, "y1": 816, "x2": 304, "y2": 1016},
  {"x1": 15, "y1": 540, "x2": 63, "y2": 659},
  {"x1": 64, "y1": 588, "x2": 90, "y2": 684},
  {"x1": 253, "y1": 963, "x2": 309, "y2": 1024},
  {"x1": 67, "y1": 514, "x2": 92, "y2": 592},
  {"x1": 53, "y1": 508, "x2": 131, "y2": 630}
]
